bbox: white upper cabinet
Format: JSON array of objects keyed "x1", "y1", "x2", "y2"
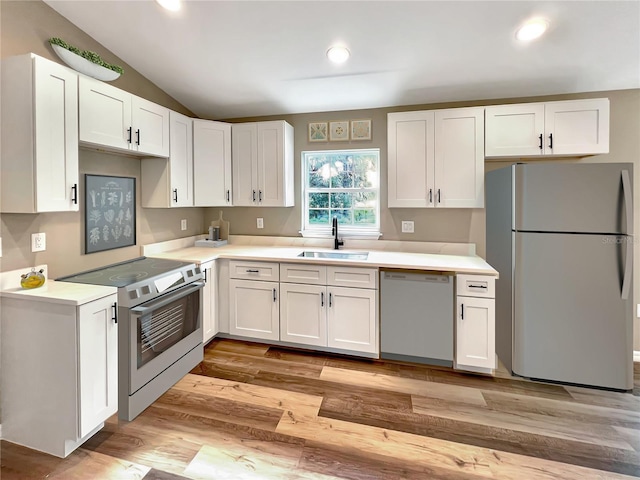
[
  {"x1": 485, "y1": 98, "x2": 609, "y2": 157},
  {"x1": 1, "y1": 54, "x2": 79, "y2": 213},
  {"x1": 193, "y1": 120, "x2": 233, "y2": 206},
  {"x1": 387, "y1": 111, "x2": 434, "y2": 208},
  {"x1": 141, "y1": 110, "x2": 193, "y2": 207},
  {"x1": 434, "y1": 108, "x2": 485, "y2": 208},
  {"x1": 388, "y1": 107, "x2": 484, "y2": 208},
  {"x1": 232, "y1": 121, "x2": 294, "y2": 207},
  {"x1": 79, "y1": 76, "x2": 170, "y2": 157}
]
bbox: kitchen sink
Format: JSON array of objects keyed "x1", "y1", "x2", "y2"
[{"x1": 297, "y1": 251, "x2": 369, "y2": 260}]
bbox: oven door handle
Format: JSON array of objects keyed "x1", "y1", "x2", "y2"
[{"x1": 130, "y1": 282, "x2": 205, "y2": 315}]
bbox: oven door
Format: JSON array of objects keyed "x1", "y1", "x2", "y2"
[{"x1": 129, "y1": 281, "x2": 204, "y2": 394}]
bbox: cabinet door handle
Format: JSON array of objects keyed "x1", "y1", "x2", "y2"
[
  {"x1": 226, "y1": 190, "x2": 230, "y2": 202},
  {"x1": 203, "y1": 269, "x2": 207, "y2": 282},
  {"x1": 246, "y1": 269, "x2": 259, "y2": 273},
  {"x1": 127, "y1": 127, "x2": 132, "y2": 144},
  {"x1": 461, "y1": 303, "x2": 464, "y2": 320},
  {"x1": 112, "y1": 303, "x2": 118, "y2": 324},
  {"x1": 437, "y1": 189, "x2": 441, "y2": 204},
  {"x1": 321, "y1": 291, "x2": 324, "y2": 307},
  {"x1": 538, "y1": 133, "x2": 543, "y2": 150},
  {"x1": 548, "y1": 133, "x2": 553, "y2": 150},
  {"x1": 136, "y1": 129, "x2": 141, "y2": 146},
  {"x1": 259, "y1": 190, "x2": 262, "y2": 202},
  {"x1": 273, "y1": 288, "x2": 277, "y2": 302},
  {"x1": 429, "y1": 188, "x2": 433, "y2": 204},
  {"x1": 173, "y1": 189, "x2": 178, "y2": 203},
  {"x1": 252, "y1": 190, "x2": 256, "y2": 202},
  {"x1": 329, "y1": 292, "x2": 332, "y2": 307},
  {"x1": 71, "y1": 183, "x2": 78, "y2": 204}
]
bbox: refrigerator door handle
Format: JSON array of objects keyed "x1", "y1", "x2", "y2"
[
  {"x1": 622, "y1": 169, "x2": 633, "y2": 235},
  {"x1": 622, "y1": 237, "x2": 632, "y2": 300},
  {"x1": 621, "y1": 169, "x2": 632, "y2": 300}
]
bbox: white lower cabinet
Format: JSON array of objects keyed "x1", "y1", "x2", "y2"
[
  {"x1": 1, "y1": 292, "x2": 118, "y2": 458},
  {"x1": 327, "y1": 286, "x2": 377, "y2": 354},
  {"x1": 201, "y1": 260, "x2": 218, "y2": 344},
  {"x1": 279, "y1": 263, "x2": 378, "y2": 355},
  {"x1": 280, "y1": 283, "x2": 327, "y2": 347},
  {"x1": 229, "y1": 278, "x2": 279, "y2": 341},
  {"x1": 455, "y1": 274, "x2": 496, "y2": 372}
]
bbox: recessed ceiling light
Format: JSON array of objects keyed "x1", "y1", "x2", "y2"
[
  {"x1": 516, "y1": 18, "x2": 549, "y2": 42},
  {"x1": 156, "y1": 0, "x2": 181, "y2": 11},
  {"x1": 327, "y1": 46, "x2": 350, "y2": 64}
]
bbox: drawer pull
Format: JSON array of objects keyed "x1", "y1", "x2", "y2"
[
  {"x1": 246, "y1": 269, "x2": 259, "y2": 273},
  {"x1": 468, "y1": 284, "x2": 488, "y2": 289}
]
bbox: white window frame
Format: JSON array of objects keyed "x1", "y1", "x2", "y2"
[{"x1": 301, "y1": 148, "x2": 381, "y2": 239}]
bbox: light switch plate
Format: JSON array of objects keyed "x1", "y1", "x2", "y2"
[
  {"x1": 181, "y1": 219, "x2": 187, "y2": 231},
  {"x1": 401, "y1": 221, "x2": 414, "y2": 233},
  {"x1": 257, "y1": 218, "x2": 264, "y2": 229}
]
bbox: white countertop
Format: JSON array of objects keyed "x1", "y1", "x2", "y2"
[
  {"x1": 148, "y1": 244, "x2": 498, "y2": 276},
  {"x1": 0, "y1": 280, "x2": 117, "y2": 306}
]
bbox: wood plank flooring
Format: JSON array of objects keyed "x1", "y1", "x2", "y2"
[{"x1": 2, "y1": 338, "x2": 640, "y2": 479}]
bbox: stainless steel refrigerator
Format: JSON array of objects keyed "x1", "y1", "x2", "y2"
[{"x1": 486, "y1": 163, "x2": 633, "y2": 390}]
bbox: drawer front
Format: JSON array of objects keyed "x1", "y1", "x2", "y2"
[
  {"x1": 280, "y1": 263, "x2": 327, "y2": 285},
  {"x1": 229, "y1": 260, "x2": 279, "y2": 281},
  {"x1": 327, "y1": 266, "x2": 378, "y2": 289},
  {"x1": 456, "y1": 274, "x2": 495, "y2": 298}
]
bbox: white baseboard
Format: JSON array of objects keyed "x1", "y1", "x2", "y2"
[{"x1": 634, "y1": 351, "x2": 640, "y2": 363}]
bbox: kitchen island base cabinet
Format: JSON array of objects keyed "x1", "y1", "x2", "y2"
[
  {"x1": 1, "y1": 293, "x2": 118, "y2": 458},
  {"x1": 229, "y1": 279, "x2": 279, "y2": 341}
]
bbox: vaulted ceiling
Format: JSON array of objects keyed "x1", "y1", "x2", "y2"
[{"x1": 45, "y1": 0, "x2": 640, "y2": 120}]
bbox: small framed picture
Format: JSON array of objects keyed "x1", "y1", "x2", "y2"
[
  {"x1": 351, "y1": 119, "x2": 372, "y2": 141},
  {"x1": 308, "y1": 122, "x2": 328, "y2": 142},
  {"x1": 85, "y1": 174, "x2": 136, "y2": 254},
  {"x1": 329, "y1": 121, "x2": 350, "y2": 141}
]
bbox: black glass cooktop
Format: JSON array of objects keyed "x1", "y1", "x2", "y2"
[{"x1": 57, "y1": 257, "x2": 194, "y2": 288}]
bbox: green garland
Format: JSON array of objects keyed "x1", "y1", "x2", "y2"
[{"x1": 48, "y1": 37, "x2": 124, "y2": 75}]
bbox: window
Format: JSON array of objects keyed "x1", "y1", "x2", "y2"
[{"x1": 302, "y1": 148, "x2": 380, "y2": 237}]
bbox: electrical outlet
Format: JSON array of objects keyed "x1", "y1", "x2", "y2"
[
  {"x1": 637, "y1": 304, "x2": 640, "y2": 318},
  {"x1": 0, "y1": 237, "x2": 2, "y2": 257},
  {"x1": 401, "y1": 221, "x2": 414, "y2": 233},
  {"x1": 31, "y1": 232, "x2": 46, "y2": 252},
  {"x1": 181, "y1": 219, "x2": 187, "y2": 231},
  {"x1": 257, "y1": 218, "x2": 264, "y2": 229}
]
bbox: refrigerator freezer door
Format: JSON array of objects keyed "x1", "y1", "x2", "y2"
[
  {"x1": 514, "y1": 163, "x2": 632, "y2": 234},
  {"x1": 513, "y1": 231, "x2": 633, "y2": 390}
]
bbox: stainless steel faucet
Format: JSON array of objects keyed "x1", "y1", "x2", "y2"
[{"x1": 332, "y1": 217, "x2": 344, "y2": 250}]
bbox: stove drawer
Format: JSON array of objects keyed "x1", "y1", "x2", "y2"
[{"x1": 229, "y1": 260, "x2": 279, "y2": 281}]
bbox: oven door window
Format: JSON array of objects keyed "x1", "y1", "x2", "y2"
[{"x1": 137, "y1": 288, "x2": 200, "y2": 368}]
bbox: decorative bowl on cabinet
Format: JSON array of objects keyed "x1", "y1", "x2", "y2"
[{"x1": 51, "y1": 44, "x2": 121, "y2": 81}]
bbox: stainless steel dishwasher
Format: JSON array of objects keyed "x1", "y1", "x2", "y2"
[{"x1": 380, "y1": 270, "x2": 454, "y2": 366}]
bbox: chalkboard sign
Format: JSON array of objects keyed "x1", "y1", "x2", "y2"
[{"x1": 85, "y1": 175, "x2": 136, "y2": 254}]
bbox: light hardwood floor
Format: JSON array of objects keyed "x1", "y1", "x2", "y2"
[{"x1": 2, "y1": 338, "x2": 639, "y2": 479}]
